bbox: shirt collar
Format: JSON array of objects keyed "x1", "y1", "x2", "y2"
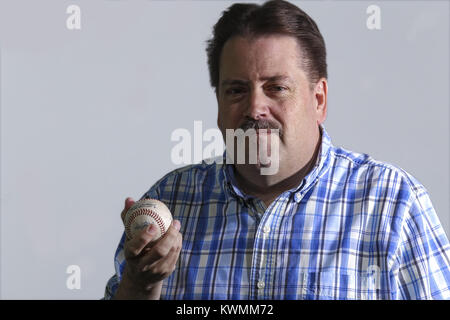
[
  {"x1": 292, "y1": 124, "x2": 333, "y2": 202},
  {"x1": 222, "y1": 124, "x2": 334, "y2": 204}
]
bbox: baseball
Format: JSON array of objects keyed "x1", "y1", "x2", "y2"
[{"x1": 124, "y1": 198, "x2": 173, "y2": 241}]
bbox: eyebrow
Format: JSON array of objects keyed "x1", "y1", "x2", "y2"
[{"x1": 220, "y1": 75, "x2": 292, "y2": 87}]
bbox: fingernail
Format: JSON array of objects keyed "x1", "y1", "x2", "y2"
[
  {"x1": 146, "y1": 224, "x2": 156, "y2": 235},
  {"x1": 173, "y1": 220, "x2": 181, "y2": 231}
]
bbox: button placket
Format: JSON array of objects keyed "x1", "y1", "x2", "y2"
[
  {"x1": 253, "y1": 216, "x2": 271, "y2": 298},
  {"x1": 251, "y1": 197, "x2": 288, "y2": 299}
]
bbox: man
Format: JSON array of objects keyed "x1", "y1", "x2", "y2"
[{"x1": 104, "y1": 0, "x2": 450, "y2": 299}]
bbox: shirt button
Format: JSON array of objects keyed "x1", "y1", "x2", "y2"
[
  {"x1": 263, "y1": 225, "x2": 271, "y2": 234},
  {"x1": 257, "y1": 281, "x2": 265, "y2": 289}
]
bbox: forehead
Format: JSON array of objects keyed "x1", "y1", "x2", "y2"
[{"x1": 219, "y1": 34, "x2": 304, "y2": 81}]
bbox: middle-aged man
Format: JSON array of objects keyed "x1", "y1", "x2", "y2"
[{"x1": 104, "y1": 0, "x2": 450, "y2": 299}]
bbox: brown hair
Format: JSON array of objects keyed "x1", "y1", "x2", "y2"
[{"x1": 206, "y1": 0, "x2": 327, "y2": 92}]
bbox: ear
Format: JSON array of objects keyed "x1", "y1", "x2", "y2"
[{"x1": 314, "y1": 78, "x2": 328, "y2": 125}]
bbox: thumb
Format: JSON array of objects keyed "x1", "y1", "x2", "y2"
[{"x1": 121, "y1": 197, "x2": 135, "y2": 224}]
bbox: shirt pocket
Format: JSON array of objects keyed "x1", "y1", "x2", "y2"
[{"x1": 298, "y1": 271, "x2": 380, "y2": 300}]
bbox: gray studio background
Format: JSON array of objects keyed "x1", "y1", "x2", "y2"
[{"x1": 0, "y1": 0, "x2": 448, "y2": 299}]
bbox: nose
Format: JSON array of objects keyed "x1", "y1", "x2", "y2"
[{"x1": 243, "y1": 87, "x2": 270, "y2": 120}]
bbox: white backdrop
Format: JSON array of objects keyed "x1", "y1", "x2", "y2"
[{"x1": 0, "y1": 0, "x2": 448, "y2": 299}]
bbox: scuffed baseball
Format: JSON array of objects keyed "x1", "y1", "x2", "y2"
[{"x1": 124, "y1": 198, "x2": 173, "y2": 241}]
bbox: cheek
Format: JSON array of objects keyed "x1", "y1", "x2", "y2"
[
  {"x1": 288, "y1": 92, "x2": 315, "y2": 118},
  {"x1": 273, "y1": 100, "x2": 304, "y2": 125},
  {"x1": 273, "y1": 100, "x2": 314, "y2": 137},
  {"x1": 218, "y1": 106, "x2": 240, "y2": 129}
]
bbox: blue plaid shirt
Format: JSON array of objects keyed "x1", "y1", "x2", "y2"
[{"x1": 104, "y1": 125, "x2": 450, "y2": 300}]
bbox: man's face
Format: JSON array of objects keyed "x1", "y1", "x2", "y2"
[{"x1": 217, "y1": 34, "x2": 327, "y2": 170}]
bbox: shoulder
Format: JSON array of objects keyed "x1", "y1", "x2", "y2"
[
  {"x1": 328, "y1": 145, "x2": 441, "y2": 243},
  {"x1": 143, "y1": 156, "x2": 224, "y2": 198},
  {"x1": 329, "y1": 145, "x2": 426, "y2": 202},
  {"x1": 159, "y1": 156, "x2": 222, "y2": 183}
]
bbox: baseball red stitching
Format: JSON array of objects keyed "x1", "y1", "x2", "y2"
[{"x1": 126, "y1": 208, "x2": 166, "y2": 238}]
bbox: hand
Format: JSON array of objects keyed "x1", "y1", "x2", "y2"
[{"x1": 114, "y1": 197, "x2": 182, "y2": 300}]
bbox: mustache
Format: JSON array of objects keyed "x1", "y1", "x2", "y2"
[{"x1": 239, "y1": 118, "x2": 283, "y2": 138}]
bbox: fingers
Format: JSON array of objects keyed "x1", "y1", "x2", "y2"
[
  {"x1": 124, "y1": 224, "x2": 160, "y2": 260},
  {"x1": 123, "y1": 218, "x2": 182, "y2": 288},
  {"x1": 172, "y1": 219, "x2": 181, "y2": 232},
  {"x1": 139, "y1": 220, "x2": 182, "y2": 266},
  {"x1": 143, "y1": 242, "x2": 182, "y2": 281},
  {"x1": 121, "y1": 197, "x2": 136, "y2": 224}
]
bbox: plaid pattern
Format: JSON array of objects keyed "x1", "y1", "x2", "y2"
[{"x1": 103, "y1": 125, "x2": 450, "y2": 300}]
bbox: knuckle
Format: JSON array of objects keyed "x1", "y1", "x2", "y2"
[
  {"x1": 134, "y1": 233, "x2": 153, "y2": 248},
  {"x1": 129, "y1": 247, "x2": 141, "y2": 258},
  {"x1": 125, "y1": 242, "x2": 143, "y2": 259},
  {"x1": 163, "y1": 228, "x2": 175, "y2": 241},
  {"x1": 153, "y1": 246, "x2": 166, "y2": 259},
  {"x1": 151, "y1": 265, "x2": 164, "y2": 277},
  {"x1": 159, "y1": 269, "x2": 172, "y2": 279},
  {"x1": 140, "y1": 263, "x2": 151, "y2": 274},
  {"x1": 150, "y1": 261, "x2": 175, "y2": 279}
]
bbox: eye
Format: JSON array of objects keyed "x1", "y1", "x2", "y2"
[
  {"x1": 270, "y1": 86, "x2": 287, "y2": 92},
  {"x1": 225, "y1": 87, "x2": 246, "y2": 95}
]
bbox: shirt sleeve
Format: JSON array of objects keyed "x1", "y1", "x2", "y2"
[
  {"x1": 102, "y1": 274, "x2": 120, "y2": 300},
  {"x1": 102, "y1": 232, "x2": 126, "y2": 299},
  {"x1": 395, "y1": 185, "x2": 450, "y2": 299}
]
